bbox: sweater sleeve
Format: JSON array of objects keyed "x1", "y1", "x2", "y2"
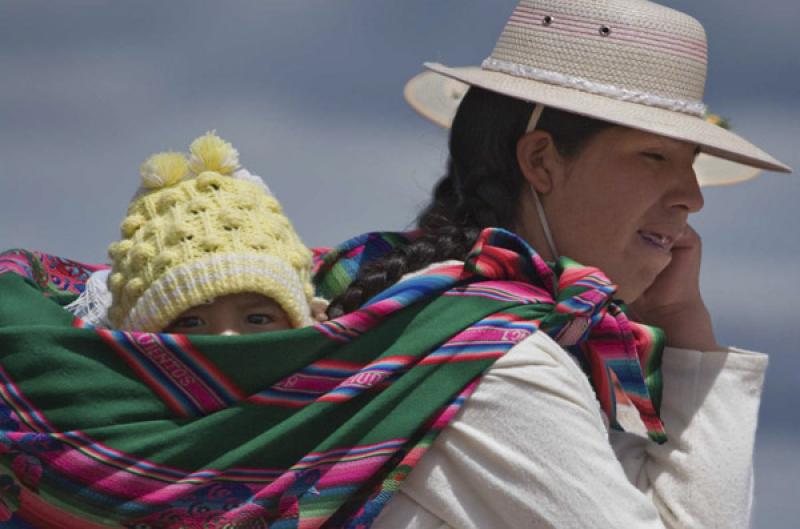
[
  {"x1": 610, "y1": 346, "x2": 767, "y2": 529},
  {"x1": 372, "y1": 334, "x2": 766, "y2": 529}
]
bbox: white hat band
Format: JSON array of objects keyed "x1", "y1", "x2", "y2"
[{"x1": 482, "y1": 57, "x2": 707, "y2": 117}]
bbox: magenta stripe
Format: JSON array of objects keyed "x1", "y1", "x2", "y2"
[
  {"x1": 317, "y1": 392, "x2": 356, "y2": 403},
  {"x1": 314, "y1": 457, "x2": 393, "y2": 487},
  {"x1": 128, "y1": 333, "x2": 228, "y2": 414},
  {"x1": 297, "y1": 439, "x2": 406, "y2": 465},
  {"x1": 249, "y1": 395, "x2": 308, "y2": 407},
  {"x1": 419, "y1": 351, "x2": 506, "y2": 365},
  {"x1": 103, "y1": 334, "x2": 192, "y2": 416},
  {"x1": 509, "y1": 13, "x2": 708, "y2": 62},
  {"x1": 29, "y1": 429, "x2": 410, "y2": 503},
  {"x1": 513, "y1": 9, "x2": 708, "y2": 54},
  {"x1": 273, "y1": 374, "x2": 343, "y2": 394},
  {"x1": 506, "y1": 18, "x2": 706, "y2": 64},
  {"x1": 170, "y1": 334, "x2": 245, "y2": 401},
  {"x1": 0, "y1": 366, "x2": 56, "y2": 433},
  {"x1": 515, "y1": 5, "x2": 707, "y2": 49}
]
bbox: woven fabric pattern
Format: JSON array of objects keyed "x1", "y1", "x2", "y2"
[{"x1": 0, "y1": 228, "x2": 665, "y2": 528}]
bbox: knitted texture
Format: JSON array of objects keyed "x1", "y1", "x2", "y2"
[{"x1": 107, "y1": 132, "x2": 314, "y2": 331}]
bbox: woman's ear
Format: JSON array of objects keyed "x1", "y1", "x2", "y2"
[{"x1": 516, "y1": 131, "x2": 562, "y2": 194}]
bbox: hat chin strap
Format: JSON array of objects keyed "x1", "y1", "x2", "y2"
[{"x1": 525, "y1": 104, "x2": 560, "y2": 261}]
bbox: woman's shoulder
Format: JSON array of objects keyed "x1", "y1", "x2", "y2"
[
  {"x1": 374, "y1": 307, "x2": 648, "y2": 529},
  {"x1": 470, "y1": 329, "x2": 608, "y2": 433},
  {"x1": 399, "y1": 259, "x2": 603, "y2": 416}
]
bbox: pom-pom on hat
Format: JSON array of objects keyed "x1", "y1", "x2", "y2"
[{"x1": 107, "y1": 132, "x2": 315, "y2": 332}]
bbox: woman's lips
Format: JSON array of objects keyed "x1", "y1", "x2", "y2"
[{"x1": 638, "y1": 230, "x2": 674, "y2": 252}]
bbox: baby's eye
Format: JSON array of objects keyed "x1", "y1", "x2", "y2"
[
  {"x1": 172, "y1": 316, "x2": 205, "y2": 328},
  {"x1": 247, "y1": 314, "x2": 275, "y2": 325}
]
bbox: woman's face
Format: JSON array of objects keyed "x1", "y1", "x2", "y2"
[{"x1": 518, "y1": 126, "x2": 703, "y2": 302}]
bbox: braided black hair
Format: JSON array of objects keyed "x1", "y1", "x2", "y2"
[{"x1": 327, "y1": 87, "x2": 613, "y2": 318}]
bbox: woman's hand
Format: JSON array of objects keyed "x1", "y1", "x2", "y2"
[{"x1": 629, "y1": 225, "x2": 723, "y2": 351}]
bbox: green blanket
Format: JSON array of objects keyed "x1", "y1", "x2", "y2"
[{"x1": 0, "y1": 228, "x2": 664, "y2": 528}]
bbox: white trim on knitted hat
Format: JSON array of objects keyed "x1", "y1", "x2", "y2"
[{"x1": 123, "y1": 253, "x2": 313, "y2": 332}]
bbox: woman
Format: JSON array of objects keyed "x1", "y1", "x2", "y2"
[
  {"x1": 327, "y1": 0, "x2": 790, "y2": 527},
  {"x1": 0, "y1": 1, "x2": 790, "y2": 528}
]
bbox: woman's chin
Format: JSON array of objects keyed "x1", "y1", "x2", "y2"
[{"x1": 613, "y1": 264, "x2": 668, "y2": 305}]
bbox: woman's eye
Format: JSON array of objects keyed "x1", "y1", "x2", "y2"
[
  {"x1": 173, "y1": 316, "x2": 204, "y2": 328},
  {"x1": 247, "y1": 314, "x2": 275, "y2": 325},
  {"x1": 643, "y1": 152, "x2": 666, "y2": 162}
]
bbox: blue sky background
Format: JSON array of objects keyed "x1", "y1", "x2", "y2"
[{"x1": 1, "y1": 1, "x2": 798, "y2": 526}]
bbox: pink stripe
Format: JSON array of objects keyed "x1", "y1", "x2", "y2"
[
  {"x1": 310, "y1": 359, "x2": 364, "y2": 371},
  {"x1": 98, "y1": 331, "x2": 189, "y2": 416},
  {"x1": 129, "y1": 333, "x2": 227, "y2": 414},
  {"x1": 429, "y1": 380, "x2": 481, "y2": 429},
  {"x1": 447, "y1": 325, "x2": 534, "y2": 342},
  {"x1": 0, "y1": 263, "x2": 28, "y2": 275},
  {"x1": 368, "y1": 354, "x2": 416, "y2": 368},
  {"x1": 398, "y1": 444, "x2": 432, "y2": 467},
  {"x1": 314, "y1": 456, "x2": 393, "y2": 487},
  {"x1": 512, "y1": 10, "x2": 708, "y2": 61},
  {"x1": 171, "y1": 334, "x2": 246, "y2": 400},
  {"x1": 301, "y1": 438, "x2": 406, "y2": 462},
  {"x1": 460, "y1": 280, "x2": 552, "y2": 300},
  {"x1": 18, "y1": 487, "x2": 114, "y2": 529},
  {"x1": 249, "y1": 395, "x2": 309, "y2": 407},
  {"x1": 430, "y1": 403, "x2": 464, "y2": 428},
  {"x1": 274, "y1": 374, "x2": 342, "y2": 394},
  {"x1": 420, "y1": 351, "x2": 505, "y2": 365},
  {"x1": 37, "y1": 448, "x2": 196, "y2": 500},
  {"x1": 509, "y1": 10, "x2": 707, "y2": 62},
  {"x1": 299, "y1": 518, "x2": 329, "y2": 529},
  {"x1": 515, "y1": 5, "x2": 707, "y2": 50},
  {"x1": 513, "y1": 9, "x2": 708, "y2": 55},
  {"x1": 314, "y1": 380, "x2": 393, "y2": 403},
  {"x1": 314, "y1": 322, "x2": 358, "y2": 342},
  {"x1": 315, "y1": 392, "x2": 352, "y2": 403},
  {"x1": 506, "y1": 18, "x2": 706, "y2": 64},
  {"x1": 36, "y1": 442, "x2": 281, "y2": 504},
  {"x1": 0, "y1": 366, "x2": 58, "y2": 433},
  {"x1": 297, "y1": 448, "x2": 398, "y2": 469}
]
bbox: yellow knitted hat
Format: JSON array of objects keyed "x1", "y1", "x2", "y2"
[{"x1": 107, "y1": 132, "x2": 315, "y2": 332}]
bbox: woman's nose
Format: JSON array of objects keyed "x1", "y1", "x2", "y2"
[
  {"x1": 668, "y1": 166, "x2": 704, "y2": 213},
  {"x1": 217, "y1": 328, "x2": 240, "y2": 337}
]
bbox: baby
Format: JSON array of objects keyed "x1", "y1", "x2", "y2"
[{"x1": 96, "y1": 132, "x2": 322, "y2": 335}]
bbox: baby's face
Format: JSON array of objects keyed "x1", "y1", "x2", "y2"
[{"x1": 163, "y1": 292, "x2": 292, "y2": 335}]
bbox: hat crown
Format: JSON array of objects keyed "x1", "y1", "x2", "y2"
[
  {"x1": 108, "y1": 133, "x2": 315, "y2": 332},
  {"x1": 486, "y1": 0, "x2": 708, "y2": 113}
]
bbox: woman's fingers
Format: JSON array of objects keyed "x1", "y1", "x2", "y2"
[{"x1": 630, "y1": 224, "x2": 720, "y2": 350}]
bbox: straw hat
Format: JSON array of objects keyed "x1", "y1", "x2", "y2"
[
  {"x1": 408, "y1": 0, "x2": 790, "y2": 181},
  {"x1": 406, "y1": 71, "x2": 760, "y2": 186}
]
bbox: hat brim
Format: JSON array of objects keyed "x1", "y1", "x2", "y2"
[{"x1": 406, "y1": 67, "x2": 790, "y2": 185}]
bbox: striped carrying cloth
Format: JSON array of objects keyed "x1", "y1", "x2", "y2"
[{"x1": 0, "y1": 228, "x2": 664, "y2": 528}]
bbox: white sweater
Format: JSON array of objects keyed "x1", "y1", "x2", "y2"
[{"x1": 372, "y1": 331, "x2": 767, "y2": 529}]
